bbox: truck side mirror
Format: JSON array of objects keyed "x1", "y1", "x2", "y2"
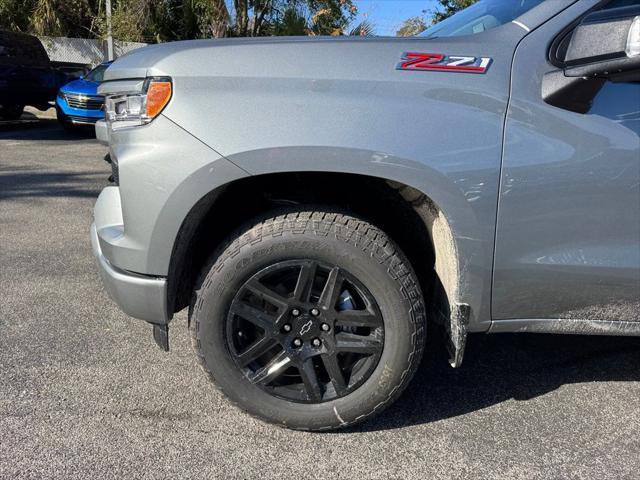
[
  {"x1": 542, "y1": 5, "x2": 640, "y2": 114},
  {"x1": 560, "y1": 6, "x2": 640, "y2": 79}
]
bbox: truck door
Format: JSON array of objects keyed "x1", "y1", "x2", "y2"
[{"x1": 492, "y1": 0, "x2": 640, "y2": 330}]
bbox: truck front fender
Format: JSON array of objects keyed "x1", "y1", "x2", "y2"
[{"x1": 223, "y1": 145, "x2": 491, "y2": 337}]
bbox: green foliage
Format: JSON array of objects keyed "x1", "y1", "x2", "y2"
[
  {"x1": 307, "y1": 0, "x2": 357, "y2": 36},
  {"x1": 102, "y1": 0, "x2": 178, "y2": 42},
  {"x1": 0, "y1": 0, "x2": 358, "y2": 41},
  {"x1": 0, "y1": 0, "x2": 35, "y2": 32},
  {"x1": 431, "y1": 0, "x2": 478, "y2": 23},
  {"x1": 0, "y1": 0, "x2": 101, "y2": 37},
  {"x1": 179, "y1": 0, "x2": 359, "y2": 39},
  {"x1": 31, "y1": 0, "x2": 64, "y2": 36},
  {"x1": 272, "y1": 7, "x2": 307, "y2": 36},
  {"x1": 396, "y1": 16, "x2": 426, "y2": 37},
  {"x1": 160, "y1": 0, "x2": 227, "y2": 40},
  {"x1": 348, "y1": 19, "x2": 374, "y2": 37}
]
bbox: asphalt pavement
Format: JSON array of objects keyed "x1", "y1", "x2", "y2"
[{"x1": 1, "y1": 119, "x2": 639, "y2": 479}]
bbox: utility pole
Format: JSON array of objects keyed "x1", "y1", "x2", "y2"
[{"x1": 106, "y1": 0, "x2": 114, "y2": 61}]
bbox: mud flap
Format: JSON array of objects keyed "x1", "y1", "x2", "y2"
[
  {"x1": 446, "y1": 303, "x2": 470, "y2": 368},
  {"x1": 152, "y1": 323, "x2": 170, "y2": 352}
]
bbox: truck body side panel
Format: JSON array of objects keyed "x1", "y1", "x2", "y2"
[{"x1": 494, "y1": 0, "x2": 640, "y2": 324}]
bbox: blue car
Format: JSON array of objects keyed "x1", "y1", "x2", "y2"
[{"x1": 56, "y1": 61, "x2": 111, "y2": 128}]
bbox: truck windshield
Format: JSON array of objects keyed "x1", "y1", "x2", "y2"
[{"x1": 421, "y1": 0, "x2": 546, "y2": 38}]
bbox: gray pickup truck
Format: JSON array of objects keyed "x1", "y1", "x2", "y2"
[{"x1": 92, "y1": 0, "x2": 640, "y2": 430}]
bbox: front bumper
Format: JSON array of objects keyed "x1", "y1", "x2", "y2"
[
  {"x1": 90, "y1": 110, "x2": 249, "y2": 326},
  {"x1": 91, "y1": 186, "x2": 169, "y2": 324},
  {"x1": 95, "y1": 120, "x2": 108, "y2": 145}
]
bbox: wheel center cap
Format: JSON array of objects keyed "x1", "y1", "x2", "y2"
[{"x1": 294, "y1": 315, "x2": 319, "y2": 339}]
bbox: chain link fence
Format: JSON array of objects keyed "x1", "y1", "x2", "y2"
[{"x1": 38, "y1": 36, "x2": 147, "y2": 66}]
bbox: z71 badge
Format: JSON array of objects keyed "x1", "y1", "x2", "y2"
[{"x1": 397, "y1": 52, "x2": 492, "y2": 74}]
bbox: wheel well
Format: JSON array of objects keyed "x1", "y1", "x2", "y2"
[{"x1": 167, "y1": 172, "x2": 458, "y2": 323}]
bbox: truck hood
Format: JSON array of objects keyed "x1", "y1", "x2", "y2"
[
  {"x1": 105, "y1": 36, "x2": 410, "y2": 80},
  {"x1": 103, "y1": 35, "x2": 503, "y2": 82}
]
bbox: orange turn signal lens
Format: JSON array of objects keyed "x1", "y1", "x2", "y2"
[{"x1": 145, "y1": 81, "x2": 172, "y2": 118}]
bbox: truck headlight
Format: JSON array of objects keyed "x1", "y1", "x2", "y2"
[{"x1": 105, "y1": 77, "x2": 172, "y2": 130}]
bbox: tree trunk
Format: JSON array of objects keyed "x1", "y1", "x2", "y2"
[
  {"x1": 234, "y1": 0, "x2": 249, "y2": 36},
  {"x1": 210, "y1": 0, "x2": 231, "y2": 38},
  {"x1": 252, "y1": 0, "x2": 272, "y2": 36}
]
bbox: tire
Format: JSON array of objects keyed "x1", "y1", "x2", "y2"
[
  {"x1": 189, "y1": 209, "x2": 426, "y2": 431},
  {"x1": 0, "y1": 104, "x2": 24, "y2": 120}
]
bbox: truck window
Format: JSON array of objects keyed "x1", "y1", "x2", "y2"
[{"x1": 602, "y1": 0, "x2": 639, "y2": 8}]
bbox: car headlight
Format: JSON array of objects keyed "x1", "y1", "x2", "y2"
[{"x1": 104, "y1": 77, "x2": 172, "y2": 130}]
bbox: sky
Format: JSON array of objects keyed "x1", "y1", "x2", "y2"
[{"x1": 354, "y1": 0, "x2": 439, "y2": 36}]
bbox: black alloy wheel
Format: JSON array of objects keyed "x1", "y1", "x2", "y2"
[{"x1": 226, "y1": 259, "x2": 384, "y2": 403}]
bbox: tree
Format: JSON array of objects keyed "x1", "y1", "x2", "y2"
[
  {"x1": 118, "y1": 0, "x2": 358, "y2": 40},
  {"x1": 307, "y1": 0, "x2": 357, "y2": 36},
  {"x1": 431, "y1": 0, "x2": 477, "y2": 24},
  {"x1": 0, "y1": 0, "x2": 34, "y2": 32},
  {"x1": 183, "y1": 0, "x2": 358, "y2": 39},
  {"x1": 272, "y1": 7, "x2": 307, "y2": 36},
  {"x1": 227, "y1": 0, "x2": 273, "y2": 37},
  {"x1": 0, "y1": 0, "x2": 358, "y2": 41},
  {"x1": 348, "y1": 19, "x2": 374, "y2": 37},
  {"x1": 0, "y1": 0, "x2": 102, "y2": 38},
  {"x1": 396, "y1": 16, "x2": 426, "y2": 37}
]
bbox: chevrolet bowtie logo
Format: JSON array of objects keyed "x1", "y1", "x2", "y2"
[{"x1": 299, "y1": 320, "x2": 313, "y2": 336}]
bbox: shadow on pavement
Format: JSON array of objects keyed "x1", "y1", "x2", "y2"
[
  {"x1": 0, "y1": 118, "x2": 96, "y2": 141},
  {"x1": 0, "y1": 167, "x2": 106, "y2": 199},
  {"x1": 353, "y1": 332, "x2": 640, "y2": 432}
]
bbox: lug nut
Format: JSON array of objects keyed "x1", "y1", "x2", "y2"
[
  {"x1": 293, "y1": 338, "x2": 303, "y2": 348},
  {"x1": 310, "y1": 308, "x2": 320, "y2": 317},
  {"x1": 321, "y1": 323, "x2": 330, "y2": 332},
  {"x1": 291, "y1": 308, "x2": 301, "y2": 317},
  {"x1": 283, "y1": 324, "x2": 292, "y2": 333},
  {"x1": 312, "y1": 338, "x2": 322, "y2": 347}
]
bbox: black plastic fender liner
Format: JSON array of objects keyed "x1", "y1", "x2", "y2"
[
  {"x1": 448, "y1": 303, "x2": 470, "y2": 368},
  {"x1": 152, "y1": 323, "x2": 170, "y2": 351}
]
